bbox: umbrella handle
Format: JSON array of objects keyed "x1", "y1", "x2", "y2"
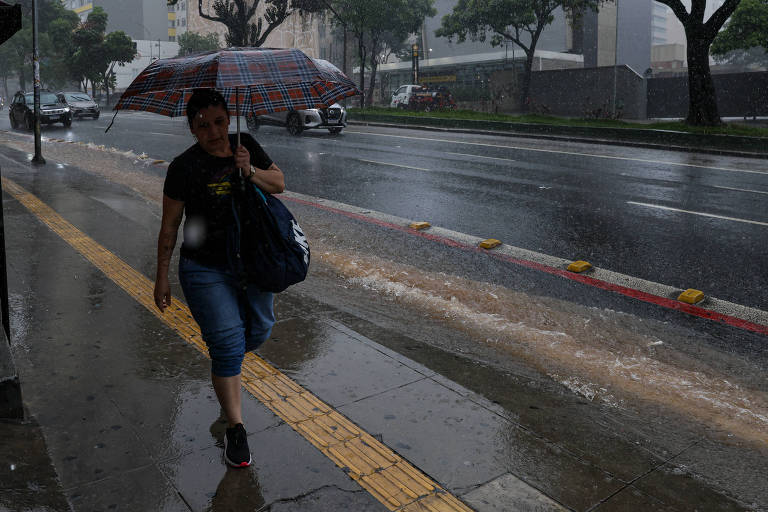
[{"x1": 236, "y1": 86, "x2": 242, "y2": 177}]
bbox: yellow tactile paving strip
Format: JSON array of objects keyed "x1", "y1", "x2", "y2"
[{"x1": 1, "y1": 176, "x2": 473, "y2": 512}]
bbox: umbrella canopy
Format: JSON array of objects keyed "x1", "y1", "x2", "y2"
[
  {"x1": 113, "y1": 47, "x2": 360, "y2": 118},
  {"x1": 311, "y1": 58, "x2": 358, "y2": 95}
]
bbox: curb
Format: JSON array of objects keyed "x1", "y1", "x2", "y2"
[{"x1": 348, "y1": 115, "x2": 768, "y2": 160}]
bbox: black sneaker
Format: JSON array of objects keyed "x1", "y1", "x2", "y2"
[{"x1": 224, "y1": 423, "x2": 252, "y2": 468}]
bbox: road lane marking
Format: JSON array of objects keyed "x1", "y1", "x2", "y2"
[
  {"x1": 447, "y1": 151, "x2": 517, "y2": 163},
  {"x1": 280, "y1": 190, "x2": 768, "y2": 335},
  {"x1": 346, "y1": 130, "x2": 768, "y2": 176},
  {"x1": 713, "y1": 185, "x2": 768, "y2": 195},
  {"x1": 628, "y1": 201, "x2": 768, "y2": 227},
  {"x1": 0, "y1": 176, "x2": 472, "y2": 512},
  {"x1": 358, "y1": 158, "x2": 430, "y2": 171}
]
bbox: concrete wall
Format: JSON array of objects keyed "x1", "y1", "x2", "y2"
[
  {"x1": 523, "y1": 65, "x2": 647, "y2": 118},
  {"x1": 647, "y1": 71, "x2": 768, "y2": 118}
]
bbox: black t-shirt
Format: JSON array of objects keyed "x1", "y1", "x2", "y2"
[{"x1": 163, "y1": 132, "x2": 273, "y2": 266}]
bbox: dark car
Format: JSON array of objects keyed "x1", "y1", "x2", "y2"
[
  {"x1": 9, "y1": 91, "x2": 72, "y2": 130},
  {"x1": 56, "y1": 91, "x2": 100, "y2": 119}
]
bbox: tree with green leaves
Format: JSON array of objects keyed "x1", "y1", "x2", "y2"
[
  {"x1": 436, "y1": 0, "x2": 601, "y2": 112},
  {"x1": 68, "y1": 7, "x2": 135, "y2": 103},
  {"x1": 323, "y1": 0, "x2": 434, "y2": 107},
  {"x1": 0, "y1": 0, "x2": 79, "y2": 93},
  {"x1": 711, "y1": 0, "x2": 768, "y2": 67},
  {"x1": 70, "y1": 6, "x2": 109, "y2": 95},
  {"x1": 177, "y1": 31, "x2": 220, "y2": 56},
  {"x1": 654, "y1": 0, "x2": 743, "y2": 126},
  {"x1": 195, "y1": 0, "x2": 325, "y2": 47},
  {"x1": 99, "y1": 31, "x2": 136, "y2": 104}
]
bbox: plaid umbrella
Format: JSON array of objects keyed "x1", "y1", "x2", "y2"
[
  {"x1": 111, "y1": 47, "x2": 359, "y2": 125},
  {"x1": 311, "y1": 58, "x2": 357, "y2": 99}
]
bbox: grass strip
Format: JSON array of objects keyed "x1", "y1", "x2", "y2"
[{"x1": 348, "y1": 107, "x2": 768, "y2": 138}]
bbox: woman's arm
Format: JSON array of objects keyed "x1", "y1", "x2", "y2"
[
  {"x1": 234, "y1": 143, "x2": 285, "y2": 194},
  {"x1": 249, "y1": 162, "x2": 285, "y2": 194},
  {"x1": 154, "y1": 194, "x2": 185, "y2": 312}
]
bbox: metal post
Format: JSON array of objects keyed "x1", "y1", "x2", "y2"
[
  {"x1": 612, "y1": 0, "x2": 619, "y2": 117},
  {"x1": 31, "y1": 0, "x2": 44, "y2": 165},
  {"x1": 0, "y1": 164, "x2": 8, "y2": 342}
]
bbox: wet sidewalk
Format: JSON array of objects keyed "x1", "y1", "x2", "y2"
[{"x1": 0, "y1": 142, "x2": 761, "y2": 511}]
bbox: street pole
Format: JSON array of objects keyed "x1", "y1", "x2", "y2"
[
  {"x1": 31, "y1": 0, "x2": 44, "y2": 165},
  {"x1": 612, "y1": 0, "x2": 619, "y2": 117}
]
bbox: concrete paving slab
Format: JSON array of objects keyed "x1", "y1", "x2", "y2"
[
  {"x1": 632, "y1": 457, "x2": 758, "y2": 512},
  {"x1": 260, "y1": 316, "x2": 429, "y2": 408},
  {"x1": 339, "y1": 375, "x2": 628, "y2": 510},
  {"x1": 323, "y1": 307, "x2": 679, "y2": 487},
  {"x1": 462, "y1": 472, "x2": 568, "y2": 512},
  {"x1": 590, "y1": 485, "x2": 679, "y2": 511},
  {"x1": 65, "y1": 464, "x2": 190, "y2": 512},
  {"x1": 0, "y1": 418, "x2": 71, "y2": 512},
  {"x1": 158, "y1": 422, "x2": 387, "y2": 511},
  {"x1": 323, "y1": 318, "x2": 438, "y2": 378}
]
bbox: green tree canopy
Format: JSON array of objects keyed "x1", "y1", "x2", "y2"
[
  {"x1": 176, "y1": 31, "x2": 220, "y2": 56},
  {"x1": 324, "y1": 0, "x2": 434, "y2": 107},
  {"x1": 68, "y1": 7, "x2": 136, "y2": 103},
  {"x1": 711, "y1": 0, "x2": 768, "y2": 63},
  {"x1": 0, "y1": 0, "x2": 80, "y2": 94},
  {"x1": 436, "y1": 0, "x2": 601, "y2": 111}
]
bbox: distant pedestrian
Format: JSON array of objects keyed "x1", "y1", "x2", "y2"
[{"x1": 153, "y1": 88, "x2": 285, "y2": 468}]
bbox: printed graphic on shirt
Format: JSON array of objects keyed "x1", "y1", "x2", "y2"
[{"x1": 207, "y1": 166, "x2": 235, "y2": 196}]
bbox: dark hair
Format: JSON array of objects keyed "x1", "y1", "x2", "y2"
[{"x1": 186, "y1": 88, "x2": 228, "y2": 128}]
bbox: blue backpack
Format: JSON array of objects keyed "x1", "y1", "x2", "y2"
[{"x1": 229, "y1": 176, "x2": 310, "y2": 293}]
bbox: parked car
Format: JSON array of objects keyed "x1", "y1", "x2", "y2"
[
  {"x1": 9, "y1": 91, "x2": 72, "y2": 130},
  {"x1": 407, "y1": 86, "x2": 456, "y2": 112},
  {"x1": 389, "y1": 84, "x2": 421, "y2": 109},
  {"x1": 56, "y1": 91, "x2": 100, "y2": 119},
  {"x1": 246, "y1": 102, "x2": 347, "y2": 136}
]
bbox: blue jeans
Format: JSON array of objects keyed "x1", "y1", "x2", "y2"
[{"x1": 179, "y1": 256, "x2": 275, "y2": 377}]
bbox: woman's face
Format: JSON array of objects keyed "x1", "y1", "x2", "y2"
[{"x1": 190, "y1": 104, "x2": 230, "y2": 155}]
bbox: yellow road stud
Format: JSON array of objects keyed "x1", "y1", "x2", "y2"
[
  {"x1": 567, "y1": 260, "x2": 592, "y2": 273},
  {"x1": 409, "y1": 221, "x2": 431, "y2": 230},
  {"x1": 479, "y1": 238, "x2": 501, "y2": 249},
  {"x1": 678, "y1": 288, "x2": 704, "y2": 304}
]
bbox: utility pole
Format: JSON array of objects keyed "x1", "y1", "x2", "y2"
[
  {"x1": 612, "y1": 0, "x2": 619, "y2": 118},
  {"x1": 31, "y1": 0, "x2": 44, "y2": 165}
]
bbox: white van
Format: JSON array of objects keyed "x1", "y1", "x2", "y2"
[{"x1": 389, "y1": 84, "x2": 422, "y2": 108}]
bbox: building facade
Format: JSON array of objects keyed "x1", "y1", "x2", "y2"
[
  {"x1": 186, "y1": 1, "x2": 321, "y2": 57},
  {"x1": 63, "y1": 0, "x2": 171, "y2": 41}
]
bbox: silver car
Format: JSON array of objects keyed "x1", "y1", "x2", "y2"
[
  {"x1": 56, "y1": 91, "x2": 100, "y2": 120},
  {"x1": 245, "y1": 102, "x2": 347, "y2": 136}
]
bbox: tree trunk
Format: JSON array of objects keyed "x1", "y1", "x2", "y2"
[
  {"x1": 685, "y1": 33, "x2": 720, "y2": 125},
  {"x1": 367, "y1": 58, "x2": 378, "y2": 107},
  {"x1": 519, "y1": 50, "x2": 534, "y2": 112},
  {"x1": 342, "y1": 27, "x2": 347, "y2": 75},
  {"x1": 358, "y1": 37, "x2": 366, "y2": 108}
]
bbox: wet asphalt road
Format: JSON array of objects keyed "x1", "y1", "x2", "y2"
[{"x1": 2, "y1": 111, "x2": 767, "y2": 314}]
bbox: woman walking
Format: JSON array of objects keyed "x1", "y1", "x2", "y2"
[{"x1": 153, "y1": 89, "x2": 285, "y2": 467}]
